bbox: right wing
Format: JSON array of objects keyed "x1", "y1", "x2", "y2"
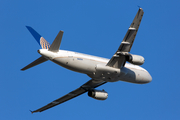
[
  {"x1": 106, "y1": 8, "x2": 144, "y2": 68},
  {"x1": 31, "y1": 79, "x2": 106, "y2": 113}
]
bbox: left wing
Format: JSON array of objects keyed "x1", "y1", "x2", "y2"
[
  {"x1": 31, "y1": 79, "x2": 106, "y2": 113},
  {"x1": 106, "y1": 8, "x2": 144, "y2": 68}
]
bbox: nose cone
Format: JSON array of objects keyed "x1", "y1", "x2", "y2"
[
  {"x1": 146, "y1": 72, "x2": 152, "y2": 83},
  {"x1": 143, "y1": 71, "x2": 152, "y2": 83},
  {"x1": 136, "y1": 70, "x2": 152, "y2": 84}
]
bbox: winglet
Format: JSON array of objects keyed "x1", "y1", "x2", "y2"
[
  {"x1": 26, "y1": 26, "x2": 50, "y2": 49},
  {"x1": 48, "y1": 30, "x2": 64, "y2": 52}
]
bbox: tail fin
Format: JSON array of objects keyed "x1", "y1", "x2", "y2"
[
  {"x1": 26, "y1": 26, "x2": 50, "y2": 49},
  {"x1": 21, "y1": 26, "x2": 50, "y2": 71},
  {"x1": 21, "y1": 27, "x2": 64, "y2": 71}
]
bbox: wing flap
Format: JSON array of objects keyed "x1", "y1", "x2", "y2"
[{"x1": 106, "y1": 8, "x2": 144, "y2": 68}]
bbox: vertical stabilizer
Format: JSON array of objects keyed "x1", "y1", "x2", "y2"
[
  {"x1": 26, "y1": 26, "x2": 51, "y2": 49},
  {"x1": 22, "y1": 26, "x2": 64, "y2": 71}
]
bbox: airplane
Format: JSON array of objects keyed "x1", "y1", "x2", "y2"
[{"x1": 21, "y1": 8, "x2": 152, "y2": 113}]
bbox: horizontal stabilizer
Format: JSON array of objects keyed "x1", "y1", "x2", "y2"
[
  {"x1": 21, "y1": 56, "x2": 47, "y2": 71},
  {"x1": 49, "y1": 31, "x2": 64, "y2": 52}
]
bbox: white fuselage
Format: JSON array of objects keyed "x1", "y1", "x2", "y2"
[{"x1": 38, "y1": 49, "x2": 152, "y2": 84}]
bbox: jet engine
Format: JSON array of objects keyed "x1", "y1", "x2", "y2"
[
  {"x1": 88, "y1": 90, "x2": 108, "y2": 100},
  {"x1": 126, "y1": 54, "x2": 145, "y2": 65}
]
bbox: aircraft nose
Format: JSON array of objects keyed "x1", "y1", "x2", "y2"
[{"x1": 145, "y1": 72, "x2": 152, "y2": 83}]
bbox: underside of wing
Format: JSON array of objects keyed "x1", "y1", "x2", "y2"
[
  {"x1": 107, "y1": 8, "x2": 144, "y2": 68},
  {"x1": 31, "y1": 79, "x2": 106, "y2": 113}
]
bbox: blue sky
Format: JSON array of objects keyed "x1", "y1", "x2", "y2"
[{"x1": 1, "y1": 0, "x2": 180, "y2": 119}]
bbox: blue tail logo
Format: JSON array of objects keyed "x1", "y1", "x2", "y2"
[{"x1": 26, "y1": 26, "x2": 50, "y2": 49}]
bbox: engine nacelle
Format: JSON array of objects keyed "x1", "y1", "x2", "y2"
[
  {"x1": 126, "y1": 54, "x2": 145, "y2": 65},
  {"x1": 88, "y1": 90, "x2": 108, "y2": 100}
]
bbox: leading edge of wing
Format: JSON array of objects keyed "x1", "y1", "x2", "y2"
[
  {"x1": 31, "y1": 79, "x2": 106, "y2": 113},
  {"x1": 106, "y1": 8, "x2": 144, "y2": 68}
]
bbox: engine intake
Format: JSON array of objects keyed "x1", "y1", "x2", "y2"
[
  {"x1": 126, "y1": 54, "x2": 145, "y2": 65},
  {"x1": 88, "y1": 90, "x2": 108, "y2": 100}
]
